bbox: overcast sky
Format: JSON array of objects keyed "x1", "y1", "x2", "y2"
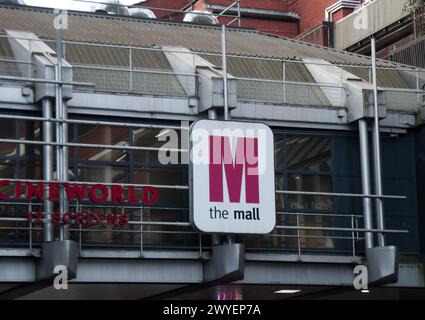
[{"x1": 24, "y1": 0, "x2": 142, "y2": 11}]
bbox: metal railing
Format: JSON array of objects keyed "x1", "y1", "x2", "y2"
[
  {"x1": 0, "y1": 175, "x2": 408, "y2": 259},
  {"x1": 0, "y1": 197, "x2": 408, "y2": 260},
  {"x1": 0, "y1": 110, "x2": 409, "y2": 259},
  {"x1": 1, "y1": 33, "x2": 424, "y2": 112},
  {"x1": 72, "y1": 64, "x2": 196, "y2": 97},
  {"x1": 236, "y1": 77, "x2": 346, "y2": 107},
  {"x1": 295, "y1": 22, "x2": 333, "y2": 47}
]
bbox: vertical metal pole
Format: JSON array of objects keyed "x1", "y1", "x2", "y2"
[
  {"x1": 140, "y1": 208, "x2": 144, "y2": 256},
  {"x1": 221, "y1": 24, "x2": 235, "y2": 245},
  {"x1": 351, "y1": 214, "x2": 355, "y2": 258},
  {"x1": 358, "y1": 119, "x2": 374, "y2": 249},
  {"x1": 27, "y1": 39, "x2": 32, "y2": 78},
  {"x1": 237, "y1": 0, "x2": 241, "y2": 27},
  {"x1": 340, "y1": 64, "x2": 344, "y2": 107},
  {"x1": 129, "y1": 47, "x2": 133, "y2": 93},
  {"x1": 42, "y1": 99, "x2": 54, "y2": 242},
  {"x1": 29, "y1": 202, "x2": 33, "y2": 253},
  {"x1": 62, "y1": 101, "x2": 69, "y2": 239},
  {"x1": 221, "y1": 25, "x2": 229, "y2": 121},
  {"x1": 55, "y1": 14, "x2": 66, "y2": 241},
  {"x1": 208, "y1": 108, "x2": 220, "y2": 247},
  {"x1": 417, "y1": 68, "x2": 420, "y2": 106},
  {"x1": 371, "y1": 38, "x2": 385, "y2": 247},
  {"x1": 208, "y1": 109, "x2": 217, "y2": 120},
  {"x1": 296, "y1": 212, "x2": 302, "y2": 260},
  {"x1": 283, "y1": 60, "x2": 286, "y2": 104}
]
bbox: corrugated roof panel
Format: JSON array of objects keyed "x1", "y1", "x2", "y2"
[
  {"x1": 344, "y1": 66, "x2": 410, "y2": 88},
  {"x1": 0, "y1": 5, "x2": 407, "y2": 67},
  {"x1": 200, "y1": 55, "x2": 330, "y2": 106}
]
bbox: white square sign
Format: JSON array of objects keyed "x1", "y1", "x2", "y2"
[{"x1": 190, "y1": 120, "x2": 276, "y2": 234}]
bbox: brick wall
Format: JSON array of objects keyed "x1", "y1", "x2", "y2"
[
  {"x1": 204, "y1": 0, "x2": 289, "y2": 11},
  {"x1": 288, "y1": 0, "x2": 339, "y2": 33}
]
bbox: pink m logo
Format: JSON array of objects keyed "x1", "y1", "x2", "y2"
[{"x1": 209, "y1": 136, "x2": 259, "y2": 204}]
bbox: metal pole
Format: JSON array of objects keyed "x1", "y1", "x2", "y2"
[
  {"x1": 417, "y1": 68, "x2": 420, "y2": 106},
  {"x1": 358, "y1": 119, "x2": 374, "y2": 249},
  {"x1": 55, "y1": 13, "x2": 66, "y2": 241},
  {"x1": 221, "y1": 25, "x2": 229, "y2": 121},
  {"x1": 208, "y1": 108, "x2": 220, "y2": 246},
  {"x1": 221, "y1": 24, "x2": 235, "y2": 246},
  {"x1": 283, "y1": 60, "x2": 286, "y2": 104},
  {"x1": 237, "y1": 0, "x2": 241, "y2": 27},
  {"x1": 129, "y1": 47, "x2": 133, "y2": 93},
  {"x1": 62, "y1": 101, "x2": 70, "y2": 240},
  {"x1": 371, "y1": 37, "x2": 385, "y2": 247},
  {"x1": 208, "y1": 109, "x2": 217, "y2": 120},
  {"x1": 42, "y1": 99, "x2": 53, "y2": 242}
]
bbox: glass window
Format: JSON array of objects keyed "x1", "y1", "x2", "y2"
[
  {"x1": 286, "y1": 136, "x2": 331, "y2": 172},
  {"x1": 77, "y1": 125, "x2": 129, "y2": 160},
  {"x1": 287, "y1": 174, "x2": 333, "y2": 210},
  {"x1": 78, "y1": 164, "x2": 129, "y2": 184},
  {"x1": 274, "y1": 134, "x2": 285, "y2": 172}
]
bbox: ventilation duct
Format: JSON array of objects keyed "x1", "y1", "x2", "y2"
[
  {"x1": 94, "y1": 2, "x2": 130, "y2": 16},
  {"x1": 0, "y1": 0, "x2": 26, "y2": 4},
  {"x1": 128, "y1": 8, "x2": 156, "y2": 19},
  {"x1": 183, "y1": 10, "x2": 219, "y2": 25}
]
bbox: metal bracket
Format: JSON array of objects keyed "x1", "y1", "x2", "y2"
[
  {"x1": 203, "y1": 243, "x2": 245, "y2": 283},
  {"x1": 366, "y1": 245, "x2": 399, "y2": 286},
  {"x1": 36, "y1": 240, "x2": 79, "y2": 281}
]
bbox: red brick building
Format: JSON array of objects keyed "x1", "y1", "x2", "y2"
[{"x1": 140, "y1": 0, "x2": 366, "y2": 41}]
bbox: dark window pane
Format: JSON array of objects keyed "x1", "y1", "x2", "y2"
[
  {"x1": 132, "y1": 128, "x2": 181, "y2": 165},
  {"x1": 286, "y1": 136, "x2": 331, "y2": 172},
  {"x1": 19, "y1": 160, "x2": 41, "y2": 179},
  {"x1": 275, "y1": 174, "x2": 285, "y2": 209},
  {"x1": 0, "y1": 160, "x2": 16, "y2": 178},
  {"x1": 78, "y1": 125, "x2": 129, "y2": 160},
  {"x1": 274, "y1": 134, "x2": 284, "y2": 172},
  {"x1": 287, "y1": 175, "x2": 333, "y2": 210},
  {"x1": 78, "y1": 164, "x2": 129, "y2": 184},
  {"x1": 133, "y1": 167, "x2": 187, "y2": 185},
  {"x1": 19, "y1": 120, "x2": 41, "y2": 157}
]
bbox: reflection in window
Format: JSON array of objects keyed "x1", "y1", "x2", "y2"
[
  {"x1": 286, "y1": 136, "x2": 331, "y2": 172},
  {"x1": 71, "y1": 123, "x2": 188, "y2": 247},
  {"x1": 288, "y1": 175, "x2": 333, "y2": 210},
  {"x1": 270, "y1": 134, "x2": 335, "y2": 251},
  {"x1": 0, "y1": 118, "x2": 42, "y2": 244}
]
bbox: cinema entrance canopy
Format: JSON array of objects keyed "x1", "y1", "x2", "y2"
[{"x1": 0, "y1": 4, "x2": 424, "y2": 299}]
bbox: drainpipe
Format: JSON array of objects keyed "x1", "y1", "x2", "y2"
[
  {"x1": 222, "y1": 25, "x2": 229, "y2": 121},
  {"x1": 221, "y1": 24, "x2": 235, "y2": 246},
  {"x1": 62, "y1": 100, "x2": 70, "y2": 239},
  {"x1": 358, "y1": 119, "x2": 373, "y2": 249},
  {"x1": 371, "y1": 37, "x2": 385, "y2": 247},
  {"x1": 42, "y1": 98, "x2": 53, "y2": 242},
  {"x1": 207, "y1": 108, "x2": 220, "y2": 246},
  {"x1": 55, "y1": 18, "x2": 68, "y2": 241}
]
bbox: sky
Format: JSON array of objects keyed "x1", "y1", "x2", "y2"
[{"x1": 23, "y1": 0, "x2": 143, "y2": 11}]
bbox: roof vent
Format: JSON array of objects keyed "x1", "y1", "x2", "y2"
[
  {"x1": 0, "y1": 0, "x2": 26, "y2": 4},
  {"x1": 183, "y1": 10, "x2": 219, "y2": 25},
  {"x1": 94, "y1": 2, "x2": 130, "y2": 16},
  {"x1": 128, "y1": 8, "x2": 156, "y2": 19}
]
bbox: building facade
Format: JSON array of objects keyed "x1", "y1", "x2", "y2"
[
  {"x1": 141, "y1": 0, "x2": 366, "y2": 39},
  {"x1": 0, "y1": 3, "x2": 424, "y2": 299}
]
